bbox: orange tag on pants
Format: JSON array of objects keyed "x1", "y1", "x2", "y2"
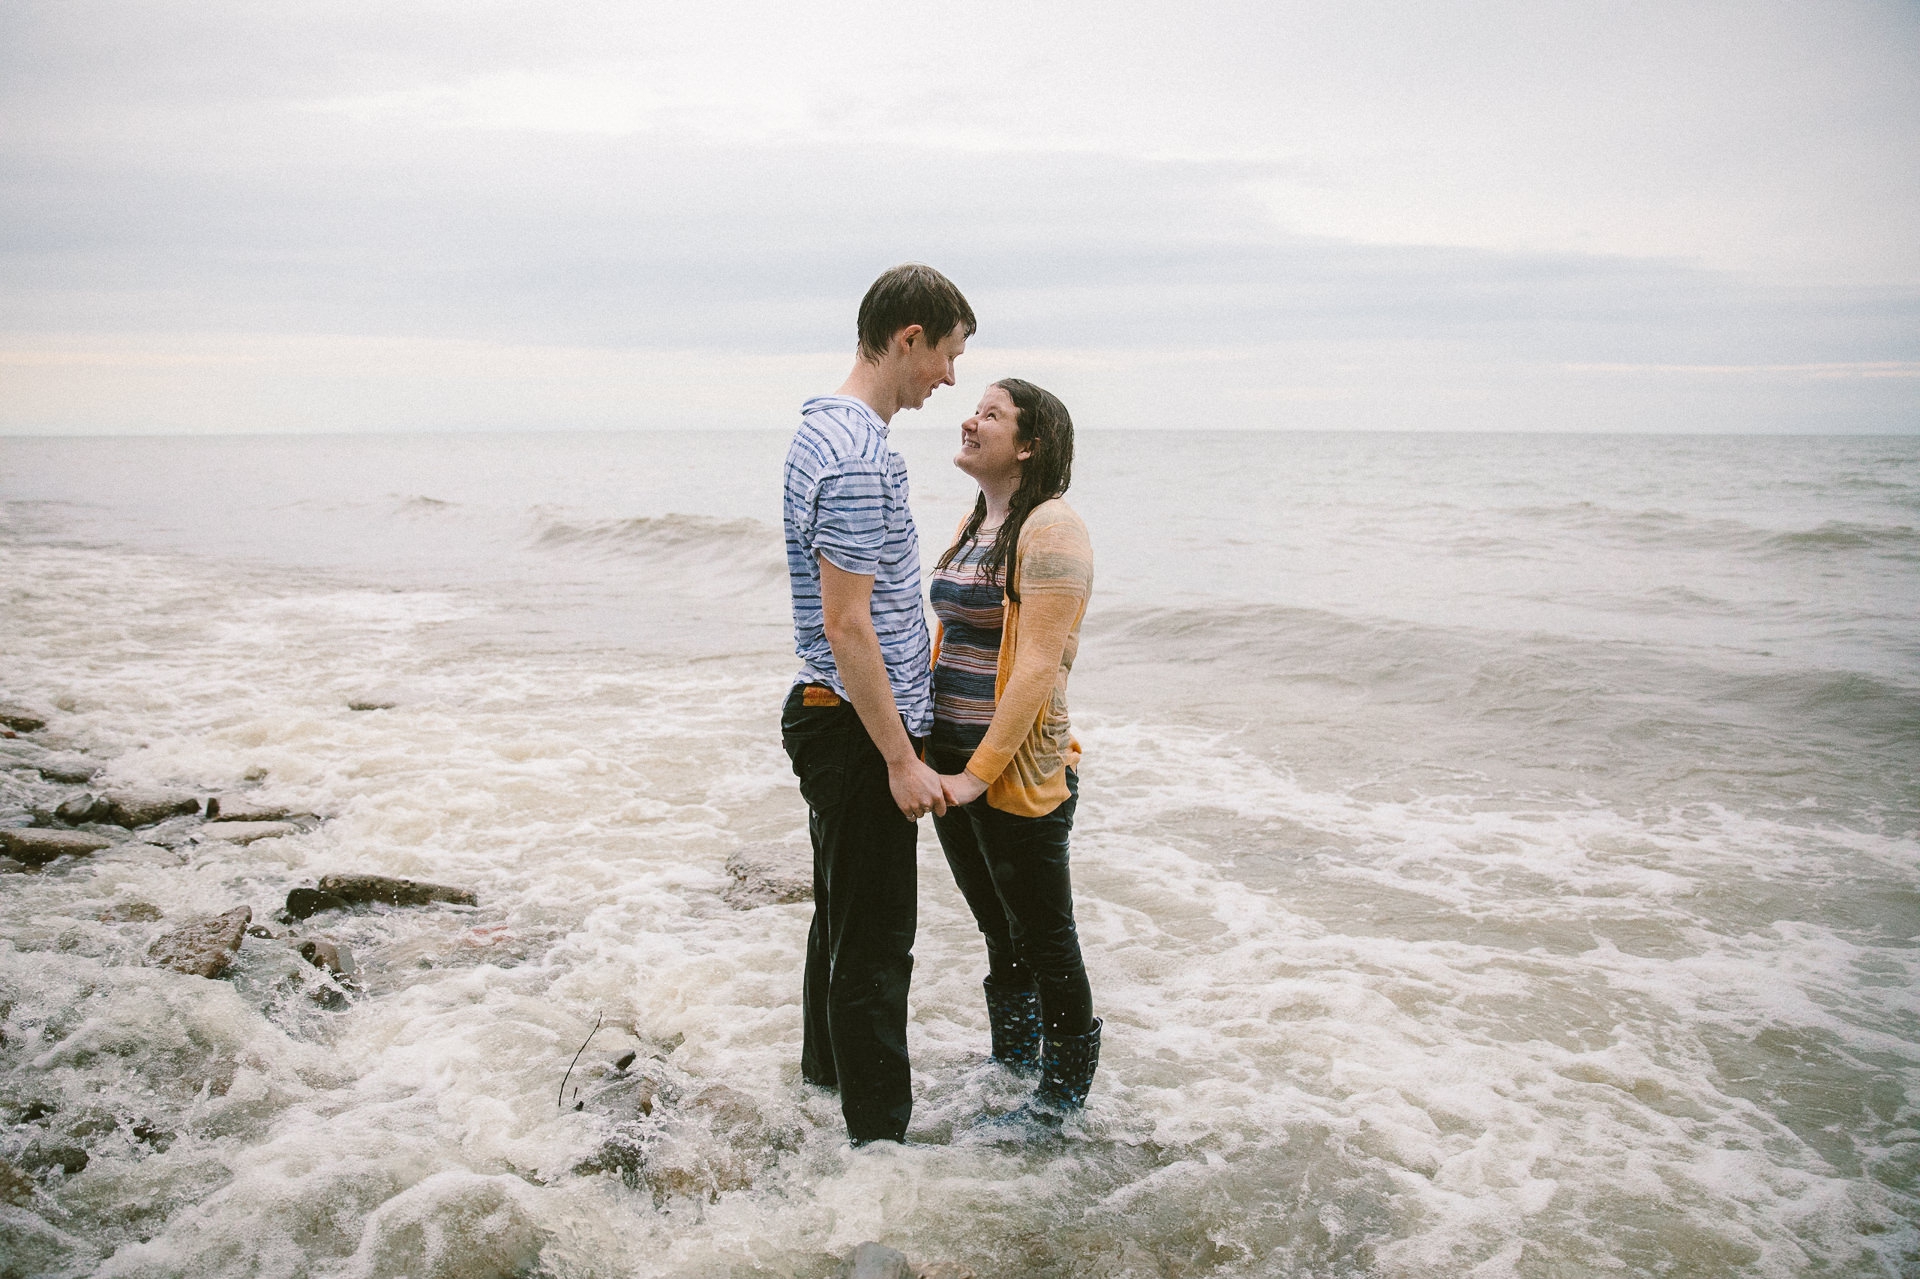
[{"x1": 802, "y1": 685, "x2": 842, "y2": 707}]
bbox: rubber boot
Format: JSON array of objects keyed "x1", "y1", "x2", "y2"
[
  {"x1": 963, "y1": 1018, "x2": 1102, "y2": 1142},
  {"x1": 982, "y1": 978, "x2": 1043, "y2": 1075},
  {"x1": 1031, "y1": 1017, "x2": 1102, "y2": 1118}
]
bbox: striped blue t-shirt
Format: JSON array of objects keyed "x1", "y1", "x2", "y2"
[{"x1": 783, "y1": 395, "x2": 933, "y2": 736}]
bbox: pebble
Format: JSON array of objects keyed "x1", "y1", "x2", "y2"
[
  {"x1": 1, "y1": 828, "x2": 113, "y2": 865},
  {"x1": 146, "y1": 906, "x2": 251, "y2": 978}
]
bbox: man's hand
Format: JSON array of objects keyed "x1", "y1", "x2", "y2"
[
  {"x1": 941, "y1": 771, "x2": 987, "y2": 807},
  {"x1": 891, "y1": 757, "x2": 948, "y2": 821}
]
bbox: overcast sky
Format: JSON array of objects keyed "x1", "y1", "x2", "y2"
[{"x1": 3, "y1": 0, "x2": 1916, "y2": 434}]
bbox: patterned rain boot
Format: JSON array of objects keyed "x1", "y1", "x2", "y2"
[
  {"x1": 1029, "y1": 1017, "x2": 1102, "y2": 1121},
  {"x1": 964, "y1": 1017, "x2": 1102, "y2": 1142},
  {"x1": 982, "y1": 977, "x2": 1043, "y2": 1075}
]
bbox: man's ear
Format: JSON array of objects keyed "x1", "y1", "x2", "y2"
[{"x1": 895, "y1": 323, "x2": 926, "y2": 352}]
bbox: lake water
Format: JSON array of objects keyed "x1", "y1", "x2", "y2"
[{"x1": 1, "y1": 428, "x2": 1916, "y2": 1277}]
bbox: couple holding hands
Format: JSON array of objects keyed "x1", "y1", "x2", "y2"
[{"x1": 780, "y1": 264, "x2": 1099, "y2": 1145}]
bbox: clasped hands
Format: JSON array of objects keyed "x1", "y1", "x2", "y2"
[{"x1": 890, "y1": 758, "x2": 987, "y2": 821}]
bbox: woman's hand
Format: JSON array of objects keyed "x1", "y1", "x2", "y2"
[{"x1": 941, "y1": 771, "x2": 988, "y2": 807}]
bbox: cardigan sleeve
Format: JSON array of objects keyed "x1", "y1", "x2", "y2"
[{"x1": 963, "y1": 512, "x2": 1093, "y2": 785}]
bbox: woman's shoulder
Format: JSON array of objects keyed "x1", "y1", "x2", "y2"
[{"x1": 1021, "y1": 497, "x2": 1088, "y2": 538}]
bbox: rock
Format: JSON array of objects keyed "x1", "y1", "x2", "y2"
[
  {"x1": 194, "y1": 820, "x2": 296, "y2": 845},
  {"x1": 35, "y1": 755, "x2": 98, "y2": 785},
  {"x1": 20, "y1": 1145, "x2": 87, "y2": 1176},
  {"x1": 1, "y1": 828, "x2": 113, "y2": 864},
  {"x1": 98, "y1": 901, "x2": 163, "y2": 923},
  {"x1": 0, "y1": 1157, "x2": 34, "y2": 1206},
  {"x1": 613, "y1": 1051, "x2": 637, "y2": 1071},
  {"x1": 347, "y1": 699, "x2": 397, "y2": 712},
  {"x1": 245, "y1": 923, "x2": 276, "y2": 938},
  {"x1": 292, "y1": 936, "x2": 355, "y2": 975},
  {"x1": 283, "y1": 887, "x2": 349, "y2": 920},
  {"x1": 54, "y1": 793, "x2": 107, "y2": 824},
  {"x1": 842, "y1": 1243, "x2": 911, "y2": 1279},
  {"x1": 0, "y1": 703, "x2": 48, "y2": 733},
  {"x1": 914, "y1": 1265, "x2": 976, "y2": 1279},
  {"x1": 206, "y1": 794, "x2": 297, "y2": 822},
  {"x1": 146, "y1": 906, "x2": 251, "y2": 978},
  {"x1": 723, "y1": 843, "x2": 812, "y2": 909},
  {"x1": 316, "y1": 874, "x2": 478, "y2": 909},
  {"x1": 102, "y1": 790, "x2": 201, "y2": 828}
]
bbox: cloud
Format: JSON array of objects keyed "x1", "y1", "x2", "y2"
[{"x1": 0, "y1": 0, "x2": 1915, "y2": 433}]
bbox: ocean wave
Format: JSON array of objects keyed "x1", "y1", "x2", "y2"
[
  {"x1": 1763, "y1": 521, "x2": 1920, "y2": 558},
  {"x1": 530, "y1": 512, "x2": 785, "y2": 589}
]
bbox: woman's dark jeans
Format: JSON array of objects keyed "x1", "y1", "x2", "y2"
[
  {"x1": 782, "y1": 685, "x2": 919, "y2": 1144},
  {"x1": 928, "y1": 745, "x2": 1093, "y2": 1038}
]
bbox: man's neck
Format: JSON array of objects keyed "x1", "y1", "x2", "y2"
[{"x1": 836, "y1": 359, "x2": 901, "y2": 423}]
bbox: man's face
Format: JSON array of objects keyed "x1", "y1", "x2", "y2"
[{"x1": 895, "y1": 323, "x2": 968, "y2": 411}]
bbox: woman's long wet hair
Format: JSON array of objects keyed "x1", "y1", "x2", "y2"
[{"x1": 935, "y1": 378, "x2": 1074, "y2": 603}]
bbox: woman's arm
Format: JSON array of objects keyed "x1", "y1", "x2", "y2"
[{"x1": 955, "y1": 589, "x2": 1081, "y2": 785}]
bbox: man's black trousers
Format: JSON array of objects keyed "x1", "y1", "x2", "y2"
[{"x1": 781, "y1": 683, "x2": 919, "y2": 1144}]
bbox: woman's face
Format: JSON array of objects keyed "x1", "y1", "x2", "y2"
[{"x1": 956, "y1": 385, "x2": 1030, "y2": 485}]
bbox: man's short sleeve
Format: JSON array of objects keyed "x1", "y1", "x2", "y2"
[{"x1": 810, "y1": 460, "x2": 888, "y2": 577}]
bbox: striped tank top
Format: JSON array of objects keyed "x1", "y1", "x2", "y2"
[{"x1": 930, "y1": 534, "x2": 1004, "y2": 752}]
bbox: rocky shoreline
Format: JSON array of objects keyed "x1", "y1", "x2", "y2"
[{"x1": 3, "y1": 694, "x2": 981, "y2": 1277}]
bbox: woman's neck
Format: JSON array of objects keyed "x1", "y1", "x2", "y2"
[{"x1": 979, "y1": 473, "x2": 1018, "y2": 528}]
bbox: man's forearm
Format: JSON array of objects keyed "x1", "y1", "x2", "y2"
[{"x1": 827, "y1": 619, "x2": 917, "y2": 765}]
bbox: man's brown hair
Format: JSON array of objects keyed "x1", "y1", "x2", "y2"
[{"x1": 856, "y1": 264, "x2": 977, "y2": 361}]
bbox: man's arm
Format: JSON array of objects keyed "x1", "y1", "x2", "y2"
[{"x1": 819, "y1": 555, "x2": 946, "y2": 819}]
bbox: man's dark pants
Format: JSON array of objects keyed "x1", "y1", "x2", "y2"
[{"x1": 781, "y1": 683, "x2": 919, "y2": 1144}]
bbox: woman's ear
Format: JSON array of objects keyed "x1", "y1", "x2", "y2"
[{"x1": 1017, "y1": 447, "x2": 1033, "y2": 462}]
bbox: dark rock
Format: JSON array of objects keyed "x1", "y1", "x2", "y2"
[
  {"x1": 194, "y1": 820, "x2": 296, "y2": 845},
  {"x1": 102, "y1": 790, "x2": 201, "y2": 828},
  {"x1": 292, "y1": 936, "x2": 355, "y2": 975},
  {"x1": 245, "y1": 923, "x2": 275, "y2": 938},
  {"x1": 283, "y1": 887, "x2": 349, "y2": 920},
  {"x1": 54, "y1": 792, "x2": 107, "y2": 824},
  {"x1": 98, "y1": 901, "x2": 163, "y2": 923},
  {"x1": 613, "y1": 1051, "x2": 637, "y2": 1071},
  {"x1": 35, "y1": 755, "x2": 98, "y2": 785},
  {"x1": 20, "y1": 1145, "x2": 88, "y2": 1177},
  {"x1": 146, "y1": 906, "x2": 251, "y2": 978},
  {"x1": 723, "y1": 843, "x2": 812, "y2": 909},
  {"x1": 0, "y1": 1157, "x2": 35, "y2": 1205},
  {"x1": 18, "y1": 1101, "x2": 55, "y2": 1123},
  {"x1": 1, "y1": 828, "x2": 112, "y2": 864},
  {"x1": 842, "y1": 1243, "x2": 911, "y2": 1279},
  {"x1": 312, "y1": 984, "x2": 351, "y2": 1010},
  {"x1": 317, "y1": 873, "x2": 478, "y2": 909},
  {"x1": 206, "y1": 794, "x2": 298, "y2": 822},
  {"x1": 0, "y1": 703, "x2": 48, "y2": 733},
  {"x1": 347, "y1": 700, "x2": 397, "y2": 712}
]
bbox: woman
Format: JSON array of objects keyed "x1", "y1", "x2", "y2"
[{"x1": 929, "y1": 377, "x2": 1099, "y2": 1125}]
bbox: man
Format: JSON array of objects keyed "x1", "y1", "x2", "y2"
[{"x1": 781, "y1": 263, "x2": 975, "y2": 1144}]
